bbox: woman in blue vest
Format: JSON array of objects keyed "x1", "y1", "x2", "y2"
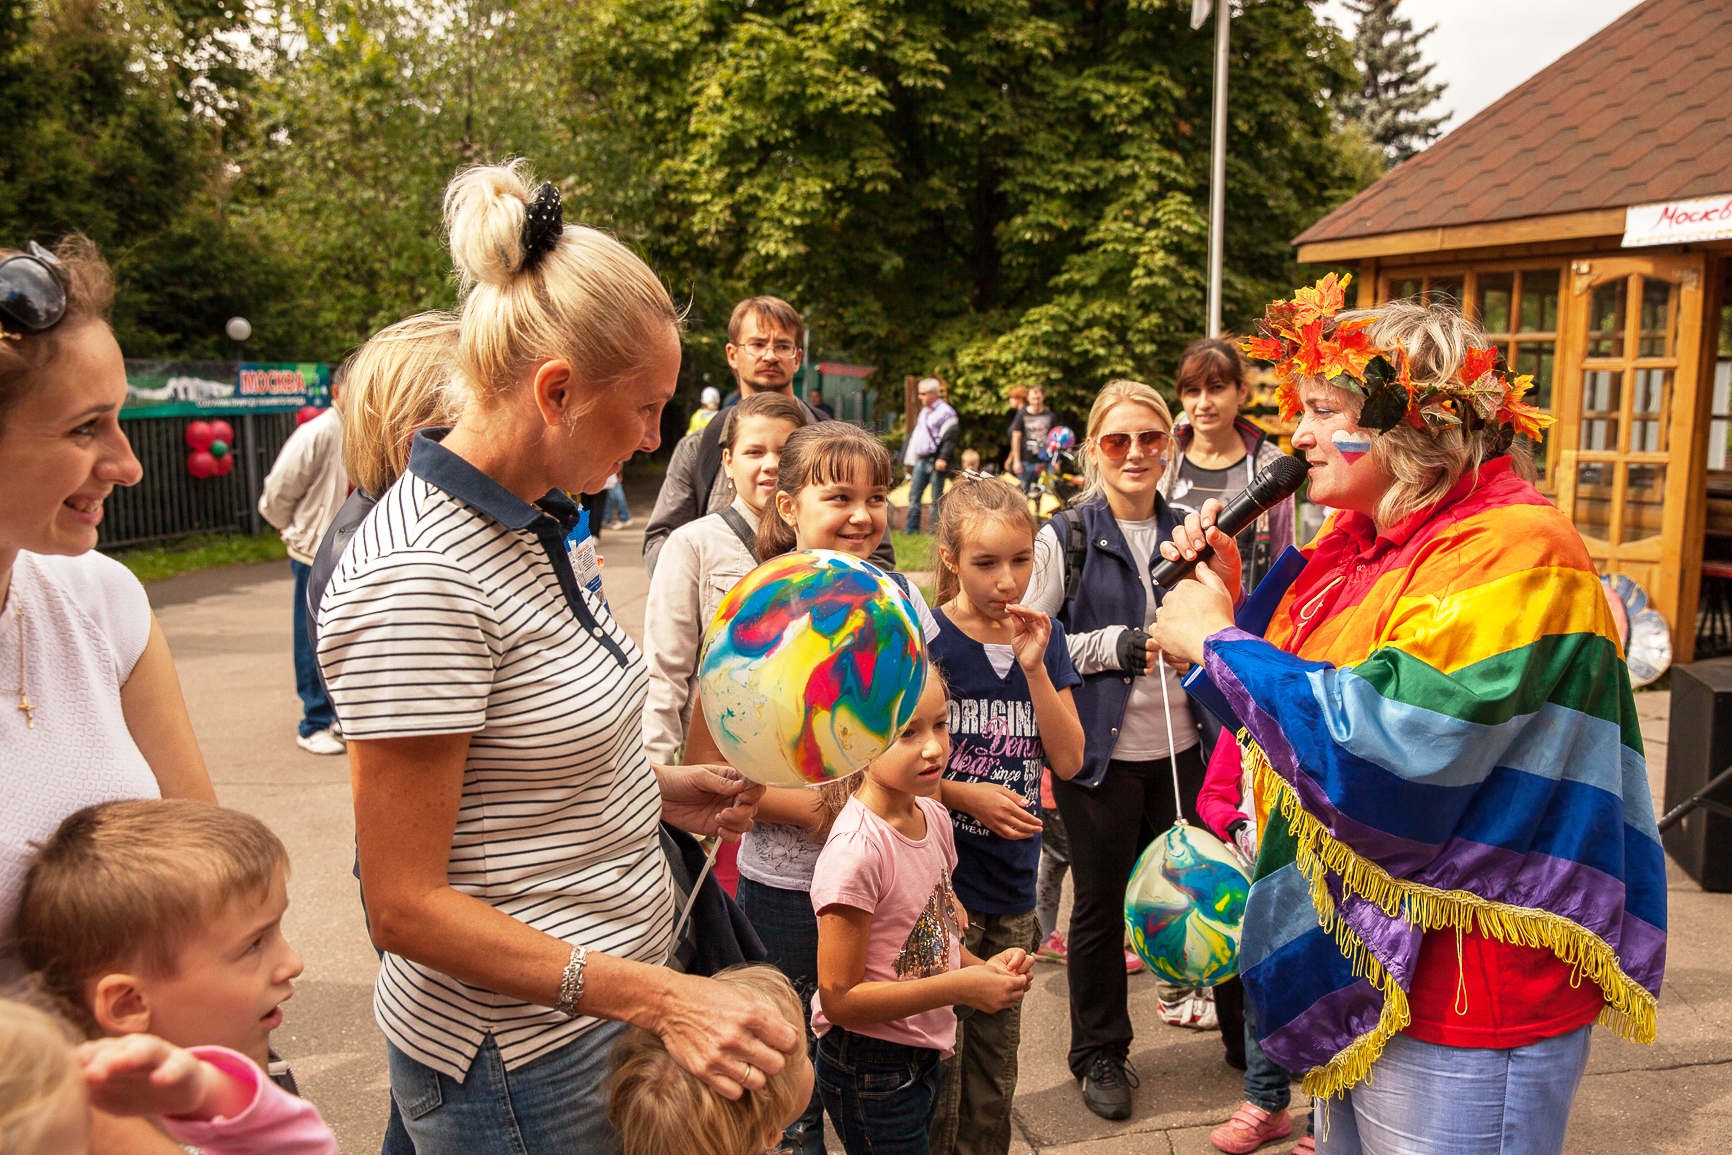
[{"x1": 1023, "y1": 378, "x2": 1206, "y2": 1122}]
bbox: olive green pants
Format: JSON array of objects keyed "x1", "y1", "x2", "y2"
[{"x1": 930, "y1": 910, "x2": 1040, "y2": 1155}]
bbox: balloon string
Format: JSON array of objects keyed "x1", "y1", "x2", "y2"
[
  {"x1": 1158, "y1": 651, "x2": 1183, "y2": 823},
  {"x1": 670, "y1": 839, "x2": 720, "y2": 955}
]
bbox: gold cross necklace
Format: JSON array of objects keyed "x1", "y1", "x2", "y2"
[{"x1": 6, "y1": 607, "x2": 33, "y2": 729}]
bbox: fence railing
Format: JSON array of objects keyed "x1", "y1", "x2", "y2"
[{"x1": 99, "y1": 412, "x2": 300, "y2": 550}]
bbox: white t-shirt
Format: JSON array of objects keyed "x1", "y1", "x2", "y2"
[
  {"x1": 0, "y1": 551, "x2": 157, "y2": 982},
  {"x1": 1028, "y1": 520, "x2": 1195, "y2": 761},
  {"x1": 736, "y1": 579, "x2": 941, "y2": 890}
]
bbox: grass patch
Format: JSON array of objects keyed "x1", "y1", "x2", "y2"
[
  {"x1": 110, "y1": 531, "x2": 288, "y2": 584},
  {"x1": 892, "y1": 530, "x2": 934, "y2": 572}
]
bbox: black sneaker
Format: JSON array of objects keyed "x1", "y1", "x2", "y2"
[{"x1": 1082, "y1": 1053, "x2": 1138, "y2": 1120}]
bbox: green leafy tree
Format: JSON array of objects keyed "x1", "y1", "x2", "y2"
[
  {"x1": 0, "y1": 0, "x2": 304, "y2": 358},
  {"x1": 564, "y1": 0, "x2": 1370, "y2": 426},
  {"x1": 1336, "y1": 0, "x2": 1448, "y2": 164},
  {"x1": 238, "y1": 0, "x2": 572, "y2": 357}
]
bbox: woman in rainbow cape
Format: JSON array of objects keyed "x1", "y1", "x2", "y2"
[{"x1": 1154, "y1": 277, "x2": 1665, "y2": 1155}]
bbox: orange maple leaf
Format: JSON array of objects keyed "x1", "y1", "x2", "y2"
[
  {"x1": 1319, "y1": 320, "x2": 1378, "y2": 381},
  {"x1": 1290, "y1": 319, "x2": 1327, "y2": 378},
  {"x1": 1458, "y1": 345, "x2": 1501, "y2": 387},
  {"x1": 1290, "y1": 273, "x2": 1352, "y2": 326},
  {"x1": 1242, "y1": 335, "x2": 1288, "y2": 364},
  {"x1": 1275, "y1": 378, "x2": 1302, "y2": 422}
]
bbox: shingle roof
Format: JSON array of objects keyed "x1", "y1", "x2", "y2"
[{"x1": 1295, "y1": 0, "x2": 1732, "y2": 246}]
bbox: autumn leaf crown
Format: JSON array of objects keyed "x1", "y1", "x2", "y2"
[{"x1": 1239, "y1": 273, "x2": 1555, "y2": 440}]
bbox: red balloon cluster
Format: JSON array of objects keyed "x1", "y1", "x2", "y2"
[{"x1": 185, "y1": 420, "x2": 237, "y2": 478}]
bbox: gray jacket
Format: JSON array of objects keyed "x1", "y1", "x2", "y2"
[{"x1": 642, "y1": 395, "x2": 896, "y2": 577}]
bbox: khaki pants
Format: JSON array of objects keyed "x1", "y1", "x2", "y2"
[{"x1": 930, "y1": 910, "x2": 1040, "y2": 1155}]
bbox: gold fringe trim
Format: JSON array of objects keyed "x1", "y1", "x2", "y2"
[{"x1": 1238, "y1": 731, "x2": 1658, "y2": 1101}]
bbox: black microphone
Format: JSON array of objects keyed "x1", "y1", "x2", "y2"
[{"x1": 1152, "y1": 455, "x2": 1309, "y2": 589}]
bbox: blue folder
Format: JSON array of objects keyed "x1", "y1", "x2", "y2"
[{"x1": 1180, "y1": 546, "x2": 1307, "y2": 732}]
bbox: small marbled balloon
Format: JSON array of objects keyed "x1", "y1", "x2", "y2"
[
  {"x1": 698, "y1": 550, "x2": 927, "y2": 788},
  {"x1": 1124, "y1": 822, "x2": 1250, "y2": 987}
]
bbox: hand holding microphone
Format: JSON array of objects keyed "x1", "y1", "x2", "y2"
[{"x1": 1152, "y1": 455, "x2": 1309, "y2": 667}]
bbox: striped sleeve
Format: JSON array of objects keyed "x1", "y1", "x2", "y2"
[{"x1": 316, "y1": 547, "x2": 498, "y2": 739}]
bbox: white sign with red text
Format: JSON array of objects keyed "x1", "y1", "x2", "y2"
[{"x1": 1623, "y1": 193, "x2": 1732, "y2": 248}]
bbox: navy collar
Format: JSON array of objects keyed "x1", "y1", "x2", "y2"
[
  {"x1": 407, "y1": 428, "x2": 580, "y2": 534},
  {"x1": 406, "y1": 428, "x2": 628, "y2": 668}
]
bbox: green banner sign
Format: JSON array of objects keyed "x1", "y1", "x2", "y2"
[{"x1": 123, "y1": 361, "x2": 332, "y2": 418}]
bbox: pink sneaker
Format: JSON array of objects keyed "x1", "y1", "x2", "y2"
[
  {"x1": 1209, "y1": 1103, "x2": 1293, "y2": 1154},
  {"x1": 1124, "y1": 948, "x2": 1145, "y2": 974},
  {"x1": 1037, "y1": 931, "x2": 1068, "y2": 963}
]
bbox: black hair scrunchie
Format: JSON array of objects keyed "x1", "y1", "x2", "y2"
[{"x1": 521, "y1": 182, "x2": 564, "y2": 271}]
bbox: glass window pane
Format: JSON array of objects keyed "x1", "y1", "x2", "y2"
[
  {"x1": 1519, "y1": 270, "x2": 1560, "y2": 333},
  {"x1": 1574, "y1": 461, "x2": 1612, "y2": 541},
  {"x1": 1710, "y1": 418, "x2": 1729, "y2": 472},
  {"x1": 1719, "y1": 305, "x2": 1732, "y2": 358},
  {"x1": 1429, "y1": 276, "x2": 1464, "y2": 311},
  {"x1": 1580, "y1": 369, "x2": 1621, "y2": 451},
  {"x1": 1478, "y1": 272, "x2": 1514, "y2": 333},
  {"x1": 1587, "y1": 282, "x2": 1625, "y2": 357},
  {"x1": 1622, "y1": 463, "x2": 1665, "y2": 543},
  {"x1": 1629, "y1": 368, "x2": 1670, "y2": 453},
  {"x1": 1638, "y1": 278, "x2": 1678, "y2": 358},
  {"x1": 1390, "y1": 277, "x2": 1422, "y2": 302},
  {"x1": 1715, "y1": 360, "x2": 1732, "y2": 418},
  {"x1": 1513, "y1": 341, "x2": 1555, "y2": 409}
]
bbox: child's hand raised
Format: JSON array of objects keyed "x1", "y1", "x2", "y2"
[
  {"x1": 1003, "y1": 604, "x2": 1052, "y2": 673},
  {"x1": 958, "y1": 961, "x2": 1032, "y2": 1013},
  {"x1": 78, "y1": 1035, "x2": 252, "y2": 1122}
]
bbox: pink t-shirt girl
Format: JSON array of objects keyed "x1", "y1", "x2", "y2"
[{"x1": 808, "y1": 794, "x2": 962, "y2": 1056}]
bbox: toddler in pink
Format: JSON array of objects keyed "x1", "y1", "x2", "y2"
[
  {"x1": 809, "y1": 669, "x2": 1036, "y2": 1155},
  {"x1": 0, "y1": 997, "x2": 336, "y2": 1155},
  {"x1": 809, "y1": 791, "x2": 964, "y2": 1056}
]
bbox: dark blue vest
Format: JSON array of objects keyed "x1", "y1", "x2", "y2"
[{"x1": 1050, "y1": 494, "x2": 1184, "y2": 788}]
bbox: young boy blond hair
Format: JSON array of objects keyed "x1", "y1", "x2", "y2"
[
  {"x1": 607, "y1": 965, "x2": 813, "y2": 1155},
  {"x1": 17, "y1": 799, "x2": 303, "y2": 1074}
]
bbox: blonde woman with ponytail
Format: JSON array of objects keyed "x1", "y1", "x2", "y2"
[{"x1": 315, "y1": 161, "x2": 798, "y2": 1153}]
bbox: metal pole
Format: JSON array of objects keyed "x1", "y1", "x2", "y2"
[
  {"x1": 1657, "y1": 762, "x2": 1732, "y2": 833},
  {"x1": 1206, "y1": 0, "x2": 1230, "y2": 339}
]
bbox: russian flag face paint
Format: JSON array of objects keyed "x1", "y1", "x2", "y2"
[{"x1": 1332, "y1": 428, "x2": 1374, "y2": 464}]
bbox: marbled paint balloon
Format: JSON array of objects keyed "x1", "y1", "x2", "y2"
[
  {"x1": 698, "y1": 550, "x2": 927, "y2": 788},
  {"x1": 1124, "y1": 822, "x2": 1251, "y2": 986}
]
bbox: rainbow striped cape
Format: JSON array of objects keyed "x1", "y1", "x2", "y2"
[{"x1": 1203, "y1": 457, "x2": 1665, "y2": 1098}]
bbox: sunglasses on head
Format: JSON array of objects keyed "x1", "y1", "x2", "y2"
[
  {"x1": 1093, "y1": 428, "x2": 1170, "y2": 460},
  {"x1": 0, "y1": 242, "x2": 68, "y2": 337}
]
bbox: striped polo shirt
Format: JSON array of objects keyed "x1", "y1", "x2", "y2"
[{"x1": 317, "y1": 429, "x2": 673, "y2": 1078}]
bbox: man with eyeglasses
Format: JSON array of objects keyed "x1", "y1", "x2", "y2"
[{"x1": 643, "y1": 296, "x2": 895, "y2": 576}]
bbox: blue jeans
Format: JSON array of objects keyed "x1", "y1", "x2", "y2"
[
  {"x1": 1318, "y1": 1025, "x2": 1591, "y2": 1155},
  {"x1": 906, "y1": 456, "x2": 946, "y2": 532},
  {"x1": 290, "y1": 560, "x2": 336, "y2": 738},
  {"x1": 1243, "y1": 999, "x2": 1312, "y2": 1133},
  {"x1": 386, "y1": 1025, "x2": 627, "y2": 1155},
  {"x1": 816, "y1": 1027, "x2": 942, "y2": 1155},
  {"x1": 738, "y1": 877, "x2": 825, "y2": 1154},
  {"x1": 1016, "y1": 459, "x2": 1041, "y2": 490},
  {"x1": 603, "y1": 484, "x2": 631, "y2": 525}
]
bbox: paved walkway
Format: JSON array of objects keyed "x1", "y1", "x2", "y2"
[{"x1": 147, "y1": 482, "x2": 1729, "y2": 1153}]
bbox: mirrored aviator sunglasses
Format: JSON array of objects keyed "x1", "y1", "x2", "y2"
[
  {"x1": 1093, "y1": 428, "x2": 1170, "y2": 460},
  {"x1": 0, "y1": 242, "x2": 68, "y2": 336}
]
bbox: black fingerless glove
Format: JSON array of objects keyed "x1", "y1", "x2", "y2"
[{"x1": 1115, "y1": 627, "x2": 1151, "y2": 674}]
